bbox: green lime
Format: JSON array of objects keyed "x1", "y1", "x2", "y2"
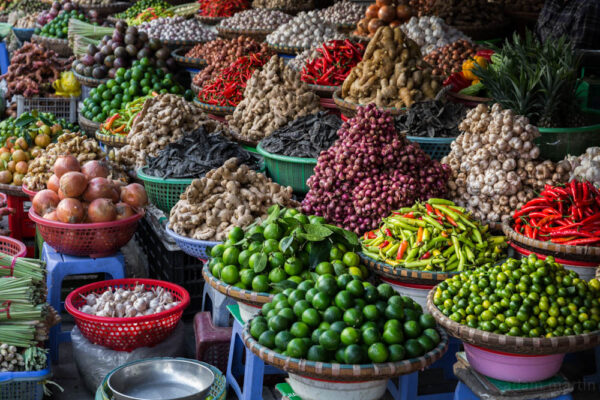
[
  {"x1": 319, "y1": 321, "x2": 331, "y2": 330},
  {"x1": 240, "y1": 269, "x2": 255, "y2": 286},
  {"x1": 404, "y1": 309, "x2": 419, "y2": 322},
  {"x1": 302, "y1": 308, "x2": 321, "y2": 328},
  {"x1": 340, "y1": 327, "x2": 360, "y2": 345},
  {"x1": 319, "y1": 329, "x2": 340, "y2": 351},
  {"x1": 344, "y1": 344, "x2": 364, "y2": 364},
  {"x1": 363, "y1": 305, "x2": 380, "y2": 321},
  {"x1": 312, "y1": 292, "x2": 331, "y2": 311},
  {"x1": 385, "y1": 303, "x2": 405, "y2": 320},
  {"x1": 330, "y1": 320, "x2": 347, "y2": 334},
  {"x1": 309, "y1": 215, "x2": 326, "y2": 224},
  {"x1": 305, "y1": 288, "x2": 319, "y2": 303},
  {"x1": 335, "y1": 347, "x2": 347, "y2": 363},
  {"x1": 419, "y1": 314, "x2": 436, "y2": 329},
  {"x1": 333, "y1": 261, "x2": 347, "y2": 276},
  {"x1": 316, "y1": 262, "x2": 334, "y2": 276},
  {"x1": 364, "y1": 286, "x2": 379, "y2": 303},
  {"x1": 262, "y1": 302, "x2": 274, "y2": 316},
  {"x1": 293, "y1": 213, "x2": 309, "y2": 224},
  {"x1": 287, "y1": 338, "x2": 309, "y2": 358},
  {"x1": 317, "y1": 275, "x2": 338, "y2": 297},
  {"x1": 268, "y1": 267, "x2": 287, "y2": 283},
  {"x1": 222, "y1": 247, "x2": 240, "y2": 266},
  {"x1": 388, "y1": 344, "x2": 406, "y2": 361},
  {"x1": 290, "y1": 321, "x2": 310, "y2": 338},
  {"x1": 284, "y1": 257, "x2": 304, "y2": 276},
  {"x1": 275, "y1": 331, "x2": 294, "y2": 350},
  {"x1": 307, "y1": 345, "x2": 328, "y2": 361},
  {"x1": 283, "y1": 208, "x2": 299, "y2": 218},
  {"x1": 278, "y1": 308, "x2": 295, "y2": 322},
  {"x1": 343, "y1": 308, "x2": 364, "y2": 328},
  {"x1": 311, "y1": 328, "x2": 325, "y2": 344},
  {"x1": 297, "y1": 280, "x2": 314, "y2": 292},
  {"x1": 252, "y1": 275, "x2": 269, "y2": 292},
  {"x1": 210, "y1": 244, "x2": 226, "y2": 258},
  {"x1": 417, "y1": 335, "x2": 435, "y2": 352},
  {"x1": 288, "y1": 289, "x2": 307, "y2": 306},
  {"x1": 336, "y1": 274, "x2": 353, "y2": 289},
  {"x1": 264, "y1": 223, "x2": 283, "y2": 240},
  {"x1": 382, "y1": 325, "x2": 404, "y2": 345},
  {"x1": 346, "y1": 280, "x2": 364, "y2": 298},
  {"x1": 247, "y1": 226, "x2": 264, "y2": 240},
  {"x1": 377, "y1": 284, "x2": 394, "y2": 299},
  {"x1": 268, "y1": 315, "x2": 290, "y2": 332},
  {"x1": 368, "y1": 342, "x2": 389, "y2": 363},
  {"x1": 272, "y1": 293, "x2": 287, "y2": 305},
  {"x1": 323, "y1": 306, "x2": 343, "y2": 323},
  {"x1": 211, "y1": 262, "x2": 224, "y2": 279},
  {"x1": 269, "y1": 252, "x2": 286, "y2": 269},
  {"x1": 248, "y1": 241, "x2": 262, "y2": 254},
  {"x1": 335, "y1": 290, "x2": 354, "y2": 310},
  {"x1": 221, "y1": 265, "x2": 239, "y2": 285},
  {"x1": 250, "y1": 322, "x2": 268, "y2": 339},
  {"x1": 403, "y1": 320, "x2": 422, "y2": 339},
  {"x1": 258, "y1": 330, "x2": 276, "y2": 348},
  {"x1": 279, "y1": 236, "x2": 298, "y2": 256},
  {"x1": 293, "y1": 300, "x2": 311, "y2": 317},
  {"x1": 342, "y1": 252, "x2": 360, "y2": 267},
  {"x1": 263, "y1": 239, "x2": 280, "y2": 254},
  {"x1": 329, "y1": 247, "x2": 344, "y2": 261},
  {"x1": 405, "y1": 339, "x2": 424, "y2": 358},
  {"x1": 228, "y1": 226, "x2": 244, "y2": 242},
  {"x1": 362, "y1": 327, "x2": 381, "y2": 346}
]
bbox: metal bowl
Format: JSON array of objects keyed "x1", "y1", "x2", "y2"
[{"x1": 107, "y1": 358, "x2": 214, "y2": 400}]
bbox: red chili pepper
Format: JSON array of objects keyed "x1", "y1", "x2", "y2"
[
  {"x1": 434, "y1": 208, "x2": 445, "y2": 220},
  {"x1": 403, "y1": 212, "x2": 414, "y2": 218},
  {"x1": 549, "y1": 230, "x2": 596, "y2": 238},
  {"x1": 420, "y1": 251, "x2": 431, "y2": 260},
  {"x1": 385, "y1": 228, "x2": 392, "y2": 237},
  {"x1": 525, "y1": 225, "x2": 533, "y2": 238},
  {"x1": 396, "y1": 241, "x2": 408, "y2": 260},
  {"x1": 443, "y1": 72, "x2": 471, "y2": 92},
  {"x1": 379, "y1": 240, "x2": 390, "y2": 249},
  {"x1": 446, "y1": 215, "x2": 458, "y2": 227},
  {"x1": 475, "y1": 49, "x2": 494, "y2": 61},
  {"x1": 563, "y1": 237, "x2": 600, "y2": 246},
  {"x1": 367, "y1": 231, "x2": 376, "y2": 239},
  {"x1": 425, "y1": 204, "x2": 434, "y2": 215}
]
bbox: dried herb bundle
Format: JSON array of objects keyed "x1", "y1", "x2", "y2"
[
  {"x1": 395, "y1": 100, "x2": 466, "y2": 138},
  {"x1": 260, "y1": 111, "x2": 341, "y2": 158}
]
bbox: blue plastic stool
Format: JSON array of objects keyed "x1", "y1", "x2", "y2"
[
  {"x1": 0, "y1": 42, "x2": 8, "y2": 75},
  {"x1": 429, "y1": 337, "x2": 461, "y2": 381},
  {"x1": 201, "y1": 283, "x2": 235, "y2": 327},
  {"x1": 453, "y1": 381, "x2": 573, "y2": 400},
  {"x1": 42, "y1": 243, "x2": 125, "y2": 364},
  {"x1": 226, "y1": 305, "x2": 283, "y2": 400},
  {"x1": 387, "y1": 372, "x2": 454, "y2": 400}
]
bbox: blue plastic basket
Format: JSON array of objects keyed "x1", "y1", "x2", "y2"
[
  {"x1": 165, "y1": 224, "x2": 221, "y2": 259},
  {"x1": 0, "y1": 363, "x2": 51, "y2": 400},
  {"x1": 11, "y1": 28, "x2": 35, "y2": 43},
  {"x1": 407, "y1": 136, "x2": 456, "y2": 161}
]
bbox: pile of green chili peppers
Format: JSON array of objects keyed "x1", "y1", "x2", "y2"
[{"x1": 361, "y1": 198, "x2": 507, "y2": 272}]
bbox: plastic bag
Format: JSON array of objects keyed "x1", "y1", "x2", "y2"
[{"x1": 71, "y1": 322, "x2": 186, "y2": 393}]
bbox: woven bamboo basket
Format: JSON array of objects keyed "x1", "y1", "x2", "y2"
[
  {"x1": 267, "y1": 42, "x2": 308, "y2": 55},
  {"x1": 72, "y1": 69, "x2": 108, "y2": 88},
  {"x1": 95, "y1": 130, "x2": 128, "y2": 148},
  {"x1": 194, "y1": 14, "x2": 225, "y2": 25},
  {"x1": 502, "y1": 223, "x2": 600, "y2": 263},
  {"x1": 242, "y1": 318, "x2": 448, "y2": 381},
  {"x1": 32, "y1": 34, "x2": 72, "y2": 57},
  {"x1": 333, "y1": 90, "x2": 406, "y2": 117},
  {"x1": 426, "y1": 288, "x2": 600, "y2": 355},
  {"x1": 215, "y1": 26, "x2": 272, "y2": 42},
  {"x1": 307, "y1": 83, "x2": 338, "y2": 98},
  {"x1": 193, "y1": 99, "x2": 234, "y2": 116},
  {"x1": 78, "y1": 113, "x2": 101, "y2": 136},
  {"x1": 336, "y1": 22, "x2": 356, "y2": 34},
  {"x1": 191, "y1": 82, "x2": 201, "y2": 94},
  {"x1": 80, "y1": 2, "x2": 130, "y2": 16},
  {"x1": 171, "y1": 47, "x2": 207, "y2": 69},
  {"x1": 359, "y1": 253, "x2": 459, "y2": 285},
  {"x1": 202, "y1": 264, "x2": 272, "y2": 307}
]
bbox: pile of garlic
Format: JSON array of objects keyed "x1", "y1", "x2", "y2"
[
  {"x1": 443, "y1": 103, "x2": 571, "y2": 223},
  {"x1": 79, "y1": 284, "x2": 180, "y2": 318},
  {"x1": 566, "y1": 147, "x2": 600, "y2": 187},
  {"x1": 401, "y1": 16, "x2": 470, "y2": 55}
]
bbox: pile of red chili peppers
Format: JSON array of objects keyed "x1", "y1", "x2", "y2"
[
  {"x1": 301, "y1": 39, "x2": 365, "y2": 87},
  {"x1": 198, "y1": 0, "x2": 249, "y2": 17},
  {"x1": 513, "y1": 181, "x2": 600, "y2": 246},
  {"x1": 198, "y1": 53, "x2": 270, "y2": 107}
]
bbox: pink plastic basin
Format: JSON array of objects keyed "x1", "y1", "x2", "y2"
[{"x1": 464, "y1": 343, "x2": 565, "y2": 382}]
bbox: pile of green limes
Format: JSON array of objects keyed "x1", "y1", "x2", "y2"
[
  {"x1": 208, "y1": 207, "x2": 368, "y2": 293},
  {"x1": 433, "y1": 254, "x2": 600, "y2": 337},
  {"x1": 249, "y1": 276, "x2": 441, "y2": 364}
]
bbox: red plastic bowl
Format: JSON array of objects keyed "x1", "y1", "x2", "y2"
[
  {"x1": 21, "y1": 184, "x2": 37, "y2": 201},
  {"x1": 0, "y1": 235, "x2": 27, "y2": 258},
  {"x1": 29, "y1": 208, "x2": 143, "y2": 258},
  {"x1": 65, "y1": 278, "x2": 190, "y2": 351}
]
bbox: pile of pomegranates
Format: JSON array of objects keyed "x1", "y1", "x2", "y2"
[
  {"x1": 354, "y1": 0, "x2": 413, "y2": 37},
  {"x1": 32, "y1": 155, "x2": 148, "y2": 224}
]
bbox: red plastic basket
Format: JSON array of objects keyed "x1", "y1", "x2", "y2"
[
  {"x1": 0, "y1": 192, "x2": 6, "y2": 207},
  {"x1": 65, "y1": 278, "x2": 190, "y2": 351},
  {"x1": 28, "y1": 209, "x2": 143, "y2": 258},
  {"x1": 21, "y1": 184, "x2": 38, "y2": 201},
  {"x1": 0, "y1": 235, "x2": 27, "y2": 257}
]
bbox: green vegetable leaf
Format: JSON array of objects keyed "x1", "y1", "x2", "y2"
[
  {"x1": 308, "y1": 240, "x2": 332, "y2": 268},
  {"x1": 270, "y1": 279, "x2": 298, "y2": 292},
  {"x1": 248, "y1": 232, "x2": 264, "y2": 243},
  {"x1": 324, "y1": 224, "x2": 359, "y2": 247},
  {"x1": 38, "y1": 115, "x2": 53, "y2": 127},
  {"x1": 280, "y1": 235, "x2": 294, "y2": 254},
  {"x1": 14, "y1": 115, "x2": 36, "y2": 128},
  {"x1": 253, "y1": 252, "x2": 268, "y2": 273},
  {"x1": 263, "y1": 204, "x2": 280, "y2": 226},
  {"x1": 303, "y1": 224, "x2": 333, "y2": 241},
  {"x1": 281, "y1": 217, "x2": 301, "y2": 230},
  {"x1": 296, "y1": 232, "x2": 325, "y2": 242}
]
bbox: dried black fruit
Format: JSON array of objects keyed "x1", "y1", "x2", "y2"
[
  {"x1": 260, "y1": 111, "x2": 342, "y2": 158},
  {"x1": 395, "y1": 100, "x2": 466, "y2": 138},
  {"x1": 145, "y1": 127, "x2": 261, "y2": 179}
]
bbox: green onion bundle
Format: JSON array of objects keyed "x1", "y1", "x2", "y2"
[{"x1": 0, "y1": 254, "x2": 46, "y2": 283}]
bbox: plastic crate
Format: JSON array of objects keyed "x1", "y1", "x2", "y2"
[
  {"x1": 15, "y1": 95, "x2": 78, "y2": 123},
  {"x1": 135, "y1": 211, "x2": 204, "y2": 316},
  {"x1": 256, "y1": 143, "x2": 317, "y2": 194},
  {"x1": 0, "y1": 363, "x2": 51, "y2": 400},
  {"x1": 136, "y1": 167, "x2": 192, "y2": 214},
  {"x1": 194, "y1": 312, "x2": 231, "y2": 373},
  {"x1": 407, "y1": 136, "x2": 456, "y2": 161}
]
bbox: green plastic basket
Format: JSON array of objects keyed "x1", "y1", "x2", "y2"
[
  {"x1": 256, "y1": 143, "x2": 317, "y2": 194},
  {"x1": 406, "y1": 136, "x2": 456, "y2": 161},
  {"x1": 136, "y1": 167, "x2": 193, "y2": 214},
  {"x1": 94, "y1": 359, "x2": 226, "y2": 400}
]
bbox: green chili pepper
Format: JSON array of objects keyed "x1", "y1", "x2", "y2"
[{"x1": 427, "y1": 198, "x2": 455, "y2": 205}]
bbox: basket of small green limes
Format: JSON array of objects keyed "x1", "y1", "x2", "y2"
[
  {"x1": 241, "y1": 279, "x2": 448, "y2": 400},
  {"x1": 202, "y1": 205, "x2": 367, "y2": 322}
]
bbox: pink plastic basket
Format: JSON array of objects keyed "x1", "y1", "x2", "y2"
[
  {"x1": 29, "y1": 209, "x2": 143, "y2": 258},
  {"x1": 65, "y1": 278, "x2": 190, "y2": 351},
  {"x1": 21, "y1": 184, "x2": 37, "y2": 201},
  {"x1": 0, "y1": 235, "x2": 27, "y2": 257}
]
